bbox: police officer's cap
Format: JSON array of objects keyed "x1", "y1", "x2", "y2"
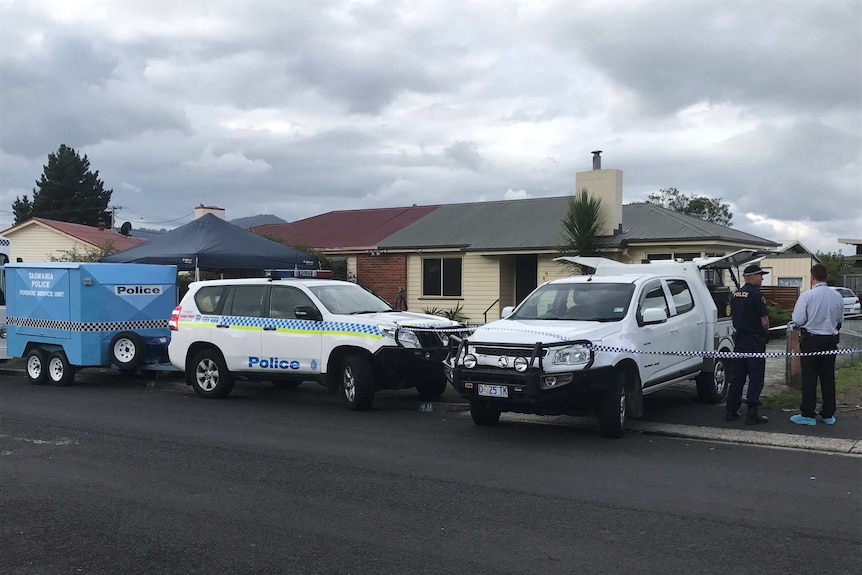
[{"x1": 742, "y1": 264, "x2": 768, "y2": 276}]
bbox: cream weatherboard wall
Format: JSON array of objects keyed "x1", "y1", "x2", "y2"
[
  {"x1": 5, "y1": 225, "x2": 80, "y2": 263},
  {"x1": 407, "y1": 252, "x2": 500, "y2": 324},
  {"x1": 758, "y1": 254, "x2": 814, "y2": 290},
  {"x1": 406, "y1": 251, "x2": 581, "y2": 324}
]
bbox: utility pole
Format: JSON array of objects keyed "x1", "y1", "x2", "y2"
[{"x1": 109, "y1": 205, "x2": 124, "y2": 229}]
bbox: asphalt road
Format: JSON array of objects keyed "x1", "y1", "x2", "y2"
[{"x1": 1, "y1": 373, "x2": 860, "y2": 575}]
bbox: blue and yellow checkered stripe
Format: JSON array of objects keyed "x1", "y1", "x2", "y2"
[{"x1": 182, "y1": 315, "x2": 384, "y2": 339}]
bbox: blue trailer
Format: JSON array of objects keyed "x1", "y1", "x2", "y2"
[{"x1": 5, "y1": 262, "x2": 178, "y2": 385}]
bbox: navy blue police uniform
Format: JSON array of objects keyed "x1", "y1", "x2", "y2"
[{"x1": 727, "y1": 274, "x2": 769, "y2": 422}]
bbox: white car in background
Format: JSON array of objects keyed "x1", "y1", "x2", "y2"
[{"x1": 832, "y1": 287, "x2": 861, "y2": 316}]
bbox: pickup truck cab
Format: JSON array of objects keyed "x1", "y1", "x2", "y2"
[
  {"x1": 445, "y1": 251, "x2": 763, "y2": 437},
  {"x1": 169, "y1": 270, "x2": 469, "y2": 410}
]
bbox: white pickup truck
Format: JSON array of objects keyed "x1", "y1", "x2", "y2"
[{"x1": 445, "y1": 251, "x2": 764, "y2": 437}]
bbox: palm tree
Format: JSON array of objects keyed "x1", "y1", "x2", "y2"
[{"x1": 558, "y1": 188, "x2": 605, "y2": 273}]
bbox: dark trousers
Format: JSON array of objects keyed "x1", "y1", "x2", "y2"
[
  {"x1": 727, "y1": 335, "x2": 766, "y2": 412},
  {"x1": 799, "y1": 334, "x2": 838, "y2": 419}
]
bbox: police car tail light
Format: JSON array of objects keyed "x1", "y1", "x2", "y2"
[{"x1": 169, "y1": 306, "x2": 182, "y2": 331}]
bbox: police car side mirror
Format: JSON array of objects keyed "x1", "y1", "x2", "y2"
[
  {"x1": 295, "y1": 306, "x2": 322, "y2": 322},
  {"x1": 641, "y1": 308, "x2": 668, "y2": 325},
  {"x1": 501, "y1": 306, "x2": 515, "y2": 318}
]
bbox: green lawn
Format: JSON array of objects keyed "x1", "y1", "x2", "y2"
[{"x1": 762, "y1": 362, "x2": 862, "y2": 410}]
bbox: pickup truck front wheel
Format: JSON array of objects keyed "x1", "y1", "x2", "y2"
[
  {"x1": 696, "y1": 355, "x2": 729, "y2": 404},
  {"x1": 598, "y1": 372, "x2": 627, "y2": 438},
  {"x1": 470, "y1": 402, "x2": 501, "y2": 426}
]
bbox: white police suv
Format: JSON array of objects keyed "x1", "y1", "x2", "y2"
[{"x1": 168, "y1": 270, "x2": 468, "y2": 410}]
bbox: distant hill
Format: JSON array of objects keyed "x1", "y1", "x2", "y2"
[{"x1": 231, "y1": 214, "x2": 288, "y2": 229}]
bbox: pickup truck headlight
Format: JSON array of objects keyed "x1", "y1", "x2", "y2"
[
  {"x1": 396, "y1": 328, "x2": 420, "y2": 349},
  {"x1": 553, "y1": 345, "x2": 590, "y2": 366}
]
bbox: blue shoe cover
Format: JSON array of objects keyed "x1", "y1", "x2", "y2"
[
  {"x1": 790, "y1": 414, "x2": 816, "y2": 426},
  {"x1": 819, "y1": 416, "x2": 836, "y2": 425}
]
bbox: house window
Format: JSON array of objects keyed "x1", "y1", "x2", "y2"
[
  {"x1": 646, "y1": 253, "x2": 673, "y2": 261},
  {"x1": 422, "y1": 257, "x2": 462, "y2": 297},
  {"x1": 778, "y1": 277, "x2": 803, "y2": 288},
  {"x1": 674, "y1": 252, "x2": 701, "y2": 262}
]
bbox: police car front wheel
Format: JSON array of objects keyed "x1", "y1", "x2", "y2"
[
  {"x1": 341, "y1": 354, "x2": 374, "y2": 411},
  {"x1": 189, "y1": 349, "x2": 235, "y2": 399}
]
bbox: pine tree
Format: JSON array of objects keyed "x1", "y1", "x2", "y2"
[{"x1": 13, "y1": 145, "x2": 113, "y2": 226}]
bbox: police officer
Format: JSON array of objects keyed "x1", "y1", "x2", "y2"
[
  {"x1": 726, "y1": 264, "x2": 770, "y2": 424},
  {"x1": 789, "y1": 263, "x2": 844, "y2": 426}
]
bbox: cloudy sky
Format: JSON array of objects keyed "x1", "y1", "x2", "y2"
[{"x1": 1, "y1": 0, "x2": 860, "y2": 254}]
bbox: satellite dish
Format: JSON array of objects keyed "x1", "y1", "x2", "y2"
[{"x1": 120, "y1": 221, "x2": 132, "y2": 236}]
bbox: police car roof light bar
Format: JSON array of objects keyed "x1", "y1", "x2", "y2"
[{"x1": 265, "y1": 269, "x2": 334, "y2": 280}]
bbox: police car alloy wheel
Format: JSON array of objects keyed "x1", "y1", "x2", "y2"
[
  {"x1": 25, "y1": 348, "x2": 49, "y2": 385},
  {"x1": 47, "y1": 351, "x2": 75, "y2": 387},
  {"x1": 696, "y1": 354, "x2": 729, "y2": 404},
  {"x1": 341, "y1": 354, "x2": 374, "y2": 411},
  {"x1": 190, "y1": 349, "x2": 235, "y2": 399}
]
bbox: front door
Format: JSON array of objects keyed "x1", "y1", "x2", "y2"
[{"x1": 515, "y1": 254, "x2": 538, "y2": 305}]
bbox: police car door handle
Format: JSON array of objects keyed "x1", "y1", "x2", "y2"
[
  {"x1": 216, "y1": 323, "x2": 230, "y2": 328},
  {"x1": 263, "y1": 326, "x2": 276, "y2": 331}
]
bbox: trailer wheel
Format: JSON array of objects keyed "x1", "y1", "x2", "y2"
[
  {"x1": 189, "y1": 348, "x2": 234, "y2": 399},
  {"x1": 47, "y1": 351, "x2": 75, "y2": 387},
  {"x1": 696, "y1": 354, "x2": 729, "y2": 404},
  {"x1": 25, "y1": 348, "x2": 49, "y2": 385},
  {"x1": 341, "y1": 354, "x2": 374, "y2": 411},
  {"x1": 110, "y1": 331, "x2": 146, "y2": 371}
]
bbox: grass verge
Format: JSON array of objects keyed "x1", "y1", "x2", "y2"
[{"x1": 762, "y1": 362, "x2": 862, "y2": 410}]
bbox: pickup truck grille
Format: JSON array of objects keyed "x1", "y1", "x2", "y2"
[{"x1": 474, "y1": 346, "x2": 549, "y2": 358}]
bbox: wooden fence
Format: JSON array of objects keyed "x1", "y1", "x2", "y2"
[{"x1": 760, "y1": 286, "x2": 799, "y2": 310}]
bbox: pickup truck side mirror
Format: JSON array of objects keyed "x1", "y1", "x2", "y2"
[
  {"x1": 641, "y1": 307, "x2": 668, "y2": 325},
  {"x1": 501, "y1": 306, "x2": 515, "y2": 318},
  {"x1": 295, "y1": 306, "x2": 322, "y2": 322}
]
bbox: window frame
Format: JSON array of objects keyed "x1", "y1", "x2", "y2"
[{"x1": 421, "y1": 257, "x2": 463, "y2": 297}]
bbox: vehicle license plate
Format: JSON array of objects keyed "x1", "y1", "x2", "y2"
[{"x1": 477, "y1": 384, "x2": 508, "y2": 398}]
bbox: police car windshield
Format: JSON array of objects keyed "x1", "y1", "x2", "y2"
[
  {"x1": 308, "y1": 284, "x2": 393, "y2": 315},
  {"x1": 511, "y1": 283, "x2": 635, "y2": 321}
]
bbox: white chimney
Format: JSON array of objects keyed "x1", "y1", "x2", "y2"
[
  {"x1": 194, "y1": 205, "x2": 226, "y2": 220},
  {"x1": 574, "y1": 151, "x2": 623, "y2": 236}
]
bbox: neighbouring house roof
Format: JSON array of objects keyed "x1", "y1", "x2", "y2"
[
  {"x1": 775, "y1": 240, "x2": 814, "y2": 254},
  {"x1": 377, "y1": 197, "x2": 779, "y2": 251},
  {"x1": 1, "y1": 217, "x2": 146, "y2": 252},
  {"x1": 252, "y1": 205, "x2": 440, "y2": 250}
]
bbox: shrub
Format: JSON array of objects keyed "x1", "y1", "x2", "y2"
[{"x1": 422, "y1": 303, "x2": 468, "y2": 323}]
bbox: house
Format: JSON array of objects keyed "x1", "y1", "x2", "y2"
[
  {"x1": 757, "y1": 240, "x2": 821, "y2": 290},
  {"x1": 0, "y1": 218, "x2": 145, "y2": 263},
  {"x1": 254, "y1": 153, "x2": 779, "y2": 324},
  {"x1": 252, "y1": 204, "x2": 439, "y2": 300}
]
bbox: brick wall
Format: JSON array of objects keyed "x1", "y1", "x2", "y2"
[{"x1": 357, "y1": 253, "x2": 407, "y2": 308}]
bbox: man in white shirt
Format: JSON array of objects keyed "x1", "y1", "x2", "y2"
[{"x1": 789, "y1": 264, "x2": 845, "y2": 426}]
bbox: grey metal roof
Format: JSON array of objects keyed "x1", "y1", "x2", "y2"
[{"x1": 378, "y1": 197, "x2": 778, "y2": 251}]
